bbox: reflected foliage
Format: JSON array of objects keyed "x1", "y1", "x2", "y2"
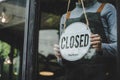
[
  {"x1": 0, "y1": 40, "x2": 10, "y2": 58},
  {"x1": 0, "y1": 40, "x2": 20, "y2": 80},
  {"x1": 41, "y1": 12, "x2": 60, "y2": 29}
]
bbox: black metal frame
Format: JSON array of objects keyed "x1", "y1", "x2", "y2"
[{"x1": 21, "y1": 0, "x2": 40, "y2": 80}]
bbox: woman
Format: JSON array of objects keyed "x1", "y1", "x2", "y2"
[{"x1": 54, "y1": 0, "x2": 117, "y2": 80}]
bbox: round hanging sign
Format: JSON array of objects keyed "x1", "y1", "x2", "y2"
[{"x1": 59, "y1": 22, "x2": 91, "y2": 61}]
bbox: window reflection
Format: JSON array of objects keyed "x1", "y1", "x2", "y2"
[
  {"x1": 38, "y1": 11, "x2": 65, "y2": 80},
  {"x1": 0, "y1": 0, "x2": 26, "y2": 80}
]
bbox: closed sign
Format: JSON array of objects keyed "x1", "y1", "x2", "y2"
[{"x1": 59, "y1": 22, "x2": 91, "y2": 61}]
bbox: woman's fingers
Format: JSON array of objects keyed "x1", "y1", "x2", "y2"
[
  {"x1": 90, "y1": 34, "x2": 102, "y2": 51},
  {"x1": 53, "y1": 44, "x2": 62, "y2": 58},
  {"x1": 91, "y1": 41, "x2": 101, "y2": 45},
  {"x1": 90, "y1": 34, "x2": 102, "y2": 42},
  {"x1": 54, "y1": 44, "x2": 60, "y2": 49}
]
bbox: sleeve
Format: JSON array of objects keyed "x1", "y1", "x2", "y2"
[{"x1": 101, "y1": 3, "x2": 117, "y2": 56}]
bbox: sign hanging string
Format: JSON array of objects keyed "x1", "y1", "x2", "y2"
[
  {"x1": 79, "y1": 0, "x2": 89, "y2": 26},
  {"x1": 63, "y1": 0, "x2": 71, "y2": 30},
  {"x1": 64, "y1": 0, "x2": 89, "y2": 30}
]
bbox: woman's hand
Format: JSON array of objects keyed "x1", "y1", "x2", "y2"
[
  {"x1": 90, "y1": 34, "x2": 102, "y2": 51},
  {"x1": 53, "y1": 44, "x2": 62, "y2": 59}
]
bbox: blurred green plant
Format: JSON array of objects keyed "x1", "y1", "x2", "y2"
[{"x1": 0, "y1": 40, "x2": 10, "y2": 59}]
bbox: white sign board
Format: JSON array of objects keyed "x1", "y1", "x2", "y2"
[{"x1": 59, "y1": 22, "x2": 91, "y2": 61}]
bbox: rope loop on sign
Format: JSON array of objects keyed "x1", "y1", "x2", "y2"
[{"x1": 64, "y1": 0, "x2": 89, "y2": 30}]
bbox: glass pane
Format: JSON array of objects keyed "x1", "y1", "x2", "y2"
[
  {"x1": 38, "y1": 12, "x2": 64, "y2": 79},
  {"x1": 38, "y1": 0, "x2": 118, "y2": 80},
  {"x1": 0, "y1": 0, "x2": 27, "y2": 80}
]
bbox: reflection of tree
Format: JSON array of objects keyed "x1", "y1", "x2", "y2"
[
  {"x1": 0, "y1": 40, "x2": 10, "y2": 59},
  {"x1": 41, "y1": 12, "x2": 60, "y2": 29},
  {"x1": 0, "y1": 40, "x2": 19, "y2": 80},
  {"x1": 0, "y1": 41, "x2": 10, "y2": 80}
]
